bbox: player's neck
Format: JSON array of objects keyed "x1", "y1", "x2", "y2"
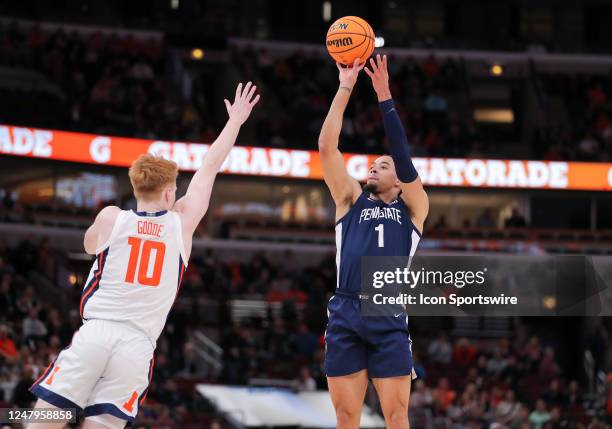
[
  {"x1": 369, "y1": 190, "x2": 399, "y2": 205},
  {"x1": 136, "y1": 200, "x2": 167, "y2": 213}
]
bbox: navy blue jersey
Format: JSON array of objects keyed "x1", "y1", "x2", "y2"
[{"x1": 335, "y1": 191, "x2": 421, "y2": 294}]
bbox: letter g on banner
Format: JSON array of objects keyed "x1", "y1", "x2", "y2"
[
  {"x1": 347, "y1": 155, "x2": 368, "y2": 181},
  {"x1": 90, "y1": 136, "x2": 111, "y2": 163}
]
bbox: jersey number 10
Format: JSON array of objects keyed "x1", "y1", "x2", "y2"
[{"x1": 125, "y1": 237, "x2": 166, "y2": 287}]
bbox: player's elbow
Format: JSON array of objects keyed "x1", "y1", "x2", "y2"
[{"x1": 318, "y1": 138, "x2": 336, "y2": 154}]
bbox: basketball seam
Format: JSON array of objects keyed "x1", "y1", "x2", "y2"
[
  {"x1": 341, "y1": 17, "x2": 372, "y2": 38},
  {"x1": 358, "y1": 33, "x2": 372, "y2": 62},
  {"x1": 357, "y1": 33, "x2": 368, "y2": 62},
  {"x1": 327, "y1": 32, "x2": 375, "y2": 38}
]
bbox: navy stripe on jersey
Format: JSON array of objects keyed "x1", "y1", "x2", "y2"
[
  {"x1": 177, "y1": 256, "x2": 186, "y2": 293},
  {"x1": 137, "y1": 356, "x2": 155, "y2": 407},
  {"x1": 80, "y1": 248, "x2": 109, "y2": 319},
  {"x1": 163, "y1": 256, "x2": 187, "y2": 326}
]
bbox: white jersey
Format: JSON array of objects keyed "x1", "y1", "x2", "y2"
[{"x1": 81, "y1": 209, "x2": 188, "y2": 343}]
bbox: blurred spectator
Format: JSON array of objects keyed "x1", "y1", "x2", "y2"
[
  {"x1": 529, "y1": 399, "x2": 552, "y2": 429},
  {"x1": 424, "y1": 91, "x2": 448, "y2": 112},
  {"x1": 430, "y1": 215, "x2": 448, "y2": 232},
  {"x1": 486, "y1": 348, "x2": 507, "y2": 376},
  {"x1": 176, "y1": 342, "x2": 199, "y2": 378},
  {"x1": 0, "y1": 325, "x2": 18, "y2": 361},
  {"x1": 421, "y1": 55, "x2": 440, "y2": 77},
  {"x1": 433, "y1": 377, "x2": 456, "y2": 414},
  {"x1": 539, "y1": 347, "x2": 561, "y2": 380},
  {"x1": 410, "y1": 379, "x2": 433, "y2": 409},
  {"x1": 509, "y1": 405, "x2": 531, "y2": 429},
  {"x1": 475, "y1": 207, "x2": 496, "y2": 228},
  {"x1": 495, "y1": 390, "x2": 521, "y2": 423},
  {"x1": 293, "y1": 322, "x2": 318, "y2": 360},
  {"x1": 566, "y1": 380, "x2": 582, "y2": 405},
  {"x1": 11, "y1": 364, "x2": 35, "y2": 407},
  {"x1": 427, "y1": 332, "x2": 452, "y2": 364},
  {"x1": 22, "y1": 308, "x2": 48, "y2": 343},
  {"x1": 587, "y1": 83, "x2": 607, "y2": 108},
  {"x1": 578, "y1": 132, "x2": 600, "y2": 160},
  {"x1": 453, "y1": 338, "x2": 477, "y2": 366},
  {"x1": 296, "y1": 366, "x2": 316, "y2": 392},
  {"x1": 505, "y1": 208, "x2": 527, "y2": 228},
  {"x1": 545, "y1": 406, "x2": 566, "y2": 428}
]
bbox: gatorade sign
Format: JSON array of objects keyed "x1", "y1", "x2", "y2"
[{"x1": 1, "y1": 124, "x2": 611, "y2": 191}]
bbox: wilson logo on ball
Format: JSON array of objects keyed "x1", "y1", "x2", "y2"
[
  {"x1": 327, "y1": 37, "x2": 353, "y2": 48},
  {"x1": 328, "y1": 23, "x2": 349, "y2": 32}
]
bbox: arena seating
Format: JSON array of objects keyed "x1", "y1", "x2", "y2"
[{"x1": 0, "y1": 235, "x2": 608, "y2": 427}]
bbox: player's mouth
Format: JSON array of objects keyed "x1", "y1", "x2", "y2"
[{"x1": 367, "y1": 175, "x2": 379, "y2": 182}]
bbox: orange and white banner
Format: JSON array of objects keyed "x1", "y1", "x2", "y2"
[{"x1": 1, "y1": 124, "x2": 611, "y2": 191}]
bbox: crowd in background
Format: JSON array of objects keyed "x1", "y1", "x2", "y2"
[
  {"x1": 0, "y1": 21, "x2": 211, "y2": 143},
  {"x1": 3, "y1": 21, "x2": 612, "y2": 163},
  {"x1": 232, "y1": 46, "x2": 487, "y2": 158},
  {"x1": 1, "y1": 238, "x2": 612, "y2": 427},
  {"x1": 0, "y1": 21, "x2": 489, "y2": 159},
  {"x1": 535, "y1": 72, "x2": 612, "y2": 162}
]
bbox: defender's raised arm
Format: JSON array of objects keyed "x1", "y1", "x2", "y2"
[
  {"x1": 365, "y1": 54, "x2": 429, "y2": 232},
  {"x1": 318, "y1": 58, "x2": 363, "y2": 218},
  {"x1": 174, "y1": 82, "x2": 260, "y2": 234}
]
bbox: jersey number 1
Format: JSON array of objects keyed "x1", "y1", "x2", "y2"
[
  {"x1": 125, "y1": 237, "x2": 166, "y2": 287},
  {"x1": 375, "y1": 224, "x2": 385, "y2": 247}
]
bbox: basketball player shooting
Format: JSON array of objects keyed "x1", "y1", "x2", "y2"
[
  {"x1": 319, "y1": 55, "x2": 429, "y2": 429},
  {"x1": 26, "y1": 82, "x2": 260, "y2": 429}
]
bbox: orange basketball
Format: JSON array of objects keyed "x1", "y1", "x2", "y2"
[{"x1": 326, "y1": 16, "x2": 375, "y2": 66}]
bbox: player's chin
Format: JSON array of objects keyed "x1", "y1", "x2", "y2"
[{"x1": 363, "y1": 182, "x2": 379, "y2": 194}]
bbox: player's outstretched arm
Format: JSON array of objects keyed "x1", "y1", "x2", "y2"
[
  {"x1": 175, "y1": 82, "x2": 260, "y2": 234},
  {"x1": 365, "y1": 54, "x2": 429, "y2": 232},
  {"x1": 319, "y1": 58, "x2": 363, "y2": 217},
  {"x1": 84, "y1": 205, "x2": 121, "y2": 254}
]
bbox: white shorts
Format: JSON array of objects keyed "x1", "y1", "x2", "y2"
[{"x1": 30, "y1": 319, "x2": 155, "y2": 424}]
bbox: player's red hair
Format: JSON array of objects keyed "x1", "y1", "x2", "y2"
[{"x1": 128, "y1": 154, "x2": 178, "y2": 201}]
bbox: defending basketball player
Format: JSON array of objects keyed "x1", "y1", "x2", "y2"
[
  {"x1": 319, "y1": 55, "x2": 429, "y2": 429},
  {"x1": 27, "y1": 82, "x2": 260, "y2": 429}
]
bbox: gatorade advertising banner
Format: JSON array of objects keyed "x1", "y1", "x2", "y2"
[{"x1": 1, "y1": 124, "x2": 611, "y2": 191}]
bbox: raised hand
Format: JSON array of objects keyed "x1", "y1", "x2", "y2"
[
  {"x1": 224, "y1": 81, "x2": 261, "y2": 125},
  {"x1": 364, "y1": 54, "x2": 391, "y2": 101},
  {"x1": 337, "y1": 58, "x2": 365, "y2": 90}
]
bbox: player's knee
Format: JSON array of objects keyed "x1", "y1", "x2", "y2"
[
  {"x1": 334, "y1": 404, "x2": 361, "y2": 427},
  {"x1": 384, "y1": 407, "x2": 409, "y2": 427}
]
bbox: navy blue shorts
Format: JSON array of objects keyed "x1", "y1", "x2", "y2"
[{"x1": 324, "y1": 291, "x2": 415, "y2": 378}]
